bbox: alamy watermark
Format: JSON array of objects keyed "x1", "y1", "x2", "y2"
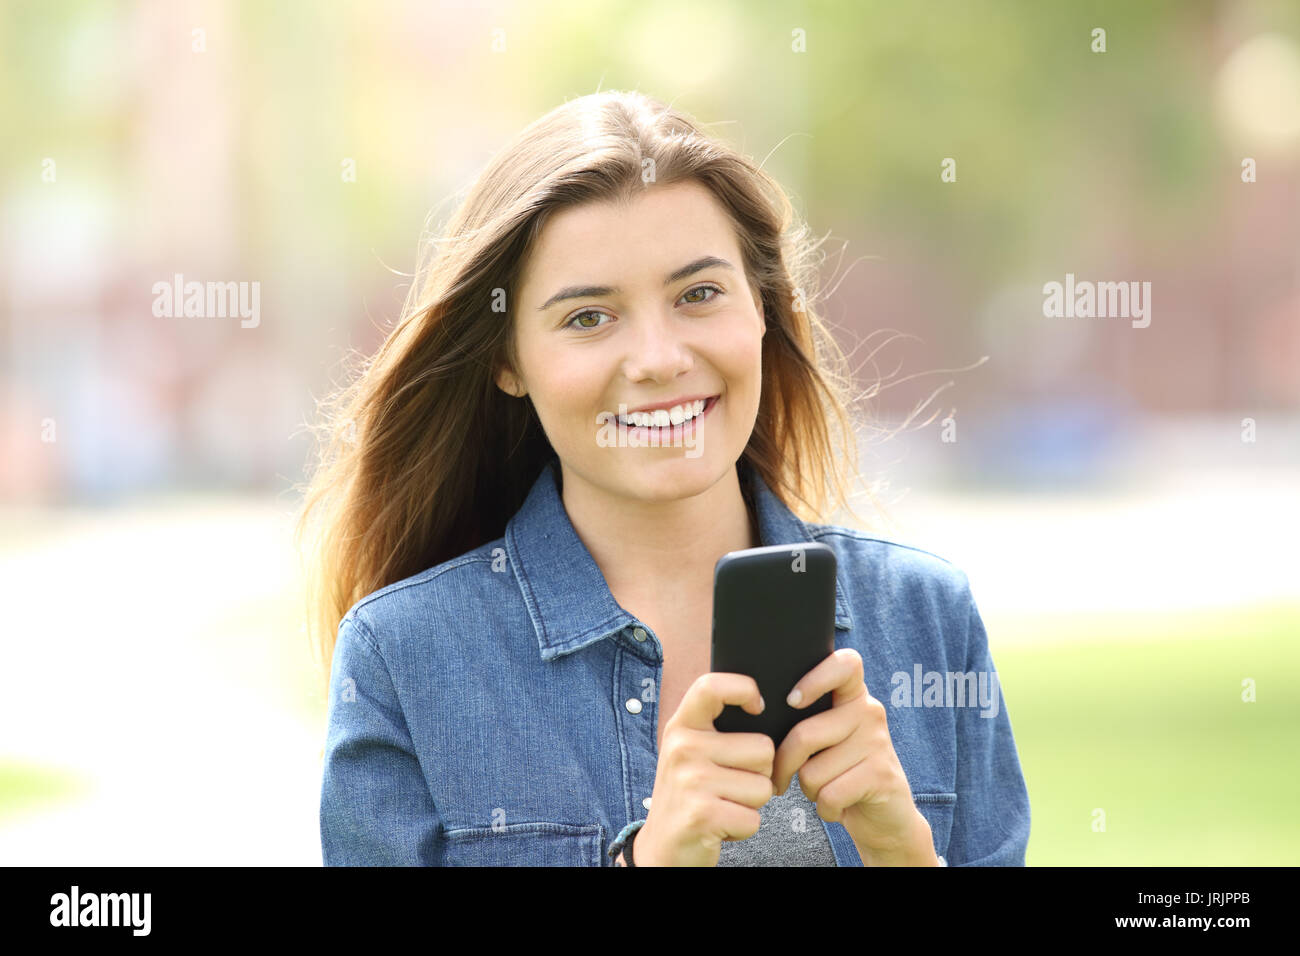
[
  {"x1": 50, "y1": 885, "x2": 150, "y2": 936},
  {"x1": 595, "y1": 403, "x2": 703, "y2": 458},
  {"x1": 890, "y1": 664, "x2": 1001, "y2": 718},
  {"x1": 1042, "y1": 272, "x2": 1150, "y2": 328},
  {"x1": 152, "y1": 273, "x2": 260, "y2": 328}
]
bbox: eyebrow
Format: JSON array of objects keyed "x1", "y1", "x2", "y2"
[{"x1": 536, "y1": 255, "x2": 736, "y2": 312}]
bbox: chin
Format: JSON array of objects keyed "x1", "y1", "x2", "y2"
[{"x1": 616, "y1": 454, "x2": 725, "y2": 500}]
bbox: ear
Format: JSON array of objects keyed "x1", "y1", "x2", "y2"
[{"x1": 495, "y1": 365, "x2": 525, "y2": 398}]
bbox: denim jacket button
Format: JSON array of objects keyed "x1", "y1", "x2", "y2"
[
  {"x1": 625, "y1": 698, "x2": 643, "y2": 714},
  {"x1": 642, "y1": 797, "x2": 652, "y2": 809},
  {"x1": 632, "y1": 627, "x2": 648, "y2": 642}
]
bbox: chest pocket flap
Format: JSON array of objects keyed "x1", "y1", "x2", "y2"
[{"x1": 440, "y1": 821, "x2": 606, "y2": 866}]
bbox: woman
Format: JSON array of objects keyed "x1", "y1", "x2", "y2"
[{"x1": 301, "y1": 90, "x2": 1030, "y2": 866}]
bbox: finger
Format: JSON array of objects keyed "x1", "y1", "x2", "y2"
[
  {"x1": 716, "y1": 800, "x2": 764, "y2": 844},
  {"x1": 813, "y1": 757, "x2": 878, "y2": 824},
  {"x1": 770, "y1": 699, "x2": 860, "y2": 795},
  {"x1": 793, "y1": 718, "x2": 876, "y2": 803},
  {"x1": 707, "y1": 765, "x2": 777, "y2": 810},
  {"x1": 701, "y1": 729, "x2": 775, "y2": 776},
  {"x1": 678, "y1": 672, "x2": 765, "y2": 732},
  {"x1": 787, "y1": 647, "x2": 867, "y2": 711}
]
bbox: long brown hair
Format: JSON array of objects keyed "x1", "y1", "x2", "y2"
[{"x1": 295, "y1": 90, "x2": 883, "y2": 693}]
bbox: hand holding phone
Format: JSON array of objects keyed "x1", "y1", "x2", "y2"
[
  {"x1": 636, "y1": 672, "x2": 775, "y2": 866},
  {"x1": 635, "y1": 542, "x2": 839, "y2": 866}
]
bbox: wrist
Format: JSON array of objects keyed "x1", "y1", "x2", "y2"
[
  {"x1": 629, "y1": 819, "x2": 663, "y2": 866},
  {"x1": 855, "y1": 810, "x2": 939, "y2": 867}
]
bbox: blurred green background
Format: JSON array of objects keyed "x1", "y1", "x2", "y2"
[
  {"x1": 997, "y1": 603, "x2": 1300, "y2": 865},
  {"x1": 1, "y1": 0, "x2": 1297, "y2": 864}
]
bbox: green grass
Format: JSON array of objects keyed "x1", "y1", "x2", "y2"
[{"x1": 989, "y1": 603, "x2": 1300, "y2": 865}]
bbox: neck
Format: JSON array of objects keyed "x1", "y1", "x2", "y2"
[{"x1": 559, "y1": 461, "x2": 760, "y2": 603}]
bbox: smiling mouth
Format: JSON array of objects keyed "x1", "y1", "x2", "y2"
[{"x1": 603, "y1": 394, "x2": 720, "y2": 436}]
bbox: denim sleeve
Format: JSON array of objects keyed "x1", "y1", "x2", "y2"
[
  {"x1": 946, "y1": 581, "x2": 1031, "y2": 866},
  {"x1": 320, "y1": 613, "x2": 442, "y2": 865}
]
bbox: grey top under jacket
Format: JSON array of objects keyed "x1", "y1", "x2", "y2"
[{"x1": 715, "y1": 771, "x2": 836, "y2": 866}]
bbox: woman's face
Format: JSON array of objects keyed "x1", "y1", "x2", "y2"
[{"x1": 500, "y1": 179, "x2": 766, "y2": 503}]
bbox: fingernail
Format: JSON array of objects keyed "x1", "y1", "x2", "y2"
[
  {"x1": 758, "y1": 695, "x2": 765, "y2": 712},
  {"x1": 787, "y1": 688, "x2": 802, "y2": 707}
]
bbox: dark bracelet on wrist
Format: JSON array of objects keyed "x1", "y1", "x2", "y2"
[{"x1": 608, "y1": 819, "x2": 646, "y2": 867}]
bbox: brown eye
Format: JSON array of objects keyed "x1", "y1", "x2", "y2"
[
  {"x1": 565, "y1": 310, "x2": 611, "y2": 330},
  {"x1": 682, "y1": 284, "x2": 722, "y2": 305}
]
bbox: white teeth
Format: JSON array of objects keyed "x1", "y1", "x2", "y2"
[{"x1": 618, "y1": 398, "x2": 710, "y2": 427}]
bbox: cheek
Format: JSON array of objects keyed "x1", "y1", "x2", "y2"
[
  {"x1": 714, "y1": 317, "x2": 764, "y2": 383},
  {"x1": 525, "y1": 351, "x2": 606, "y2": 433}
]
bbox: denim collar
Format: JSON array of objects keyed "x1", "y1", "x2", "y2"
[{"x1": 505, "y1": 457, "x2": 854, "y2": 661}]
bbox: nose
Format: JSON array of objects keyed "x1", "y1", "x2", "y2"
[{"x1": 621, "y1": 309, "x2": 694, "y2": 384}]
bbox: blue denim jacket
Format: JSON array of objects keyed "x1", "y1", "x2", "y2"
[{"x1": 319, "y1": 457, "x2": 1031, "y2": 866}]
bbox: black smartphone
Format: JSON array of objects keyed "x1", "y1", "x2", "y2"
[{"x1": 710, "y1": 542, "x2": 837, "y2": 748}]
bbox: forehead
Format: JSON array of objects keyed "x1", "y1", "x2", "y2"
[{"x1": 519, "y1": 180, "x2": 741, "y2": 292}]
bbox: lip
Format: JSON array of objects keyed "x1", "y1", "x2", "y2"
[
  {"x1": 613, "y1": 394, "x2": 719, "y2": 433},
  {"x1": 621, "y1": 393, "x2": 718, "y2": 415}
]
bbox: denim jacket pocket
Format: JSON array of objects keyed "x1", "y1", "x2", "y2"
[
  {"x1": 441, "y1": 821, "x2": 606, "y2": 866},
  {"x1": 912, "y1": 792, "x2": 957, "y2": 859}
]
